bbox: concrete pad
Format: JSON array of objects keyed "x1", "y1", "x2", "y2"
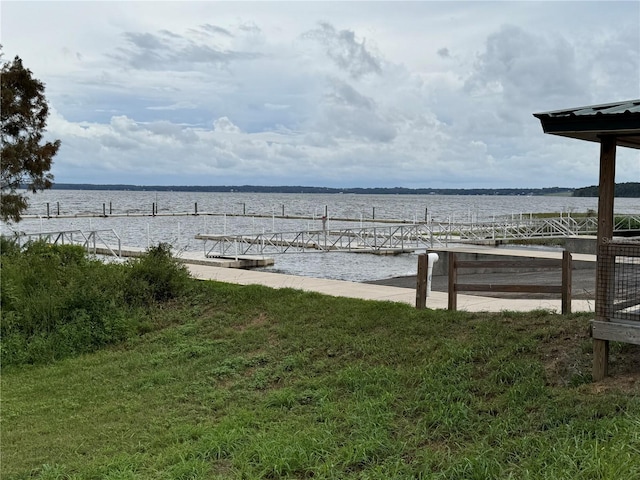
[{"x1": 187, "y1": 263, "x2": 595, "y2": 313}]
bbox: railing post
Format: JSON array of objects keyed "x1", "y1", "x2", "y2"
[
  {"x1": 448, "y1": 252, "x2": 457, "y2": 311},
  {"x1": 561, "y1": 250, "x2": 572, "y2": 315},
  {"x1": 416, "y1": 253, "x2": 428, "y2": 309}
]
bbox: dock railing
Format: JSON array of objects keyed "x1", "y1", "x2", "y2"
[{"x1": 8, "y1": 229, "x2": 122, "y2": 258}]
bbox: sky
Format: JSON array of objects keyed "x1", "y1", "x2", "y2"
[{"x1": 2, "y1": 1, "x2": 639, "y2": 189}]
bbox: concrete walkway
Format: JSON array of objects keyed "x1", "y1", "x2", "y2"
[{"x1": 186, "y1": 263, "x2": 595, "y2": 314}]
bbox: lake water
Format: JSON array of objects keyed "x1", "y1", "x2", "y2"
[{"x1": 3, "y1": 190, "x2": 639, "y2": 282}]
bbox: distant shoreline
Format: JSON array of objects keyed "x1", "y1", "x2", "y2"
[
  {"x1": 44, "y1": 182, "x2": 640, "y2": 197},
  {"x1": 48, "y1": 183, "x2": 575, "y2": 196}
]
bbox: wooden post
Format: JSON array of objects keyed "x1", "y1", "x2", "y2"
[
  {"x1": 593, "y1": 135, "x2": 616, "y2": 381},
  {"x1": 109, "y1": 202, "x2": 112, "y2": 215},
  {"x1": 282, "y1": 205, "x2": 285, "y2": 217},
  {"x1": 46, "y1": 203, "x2": 50, "y2": 218},
  {"x1": 561, "y1": 250, "x2": 572, "y2": 315},
  {"x1": 372, "y1": 206, "x2": 375, "y2": 220},
  {"x1": 448, "y1": 252, "x2": 457, "y2": 311},
  {"x1": 416, "y1": 253, "x2": 428, "y2": 309},
  {"x1": 103, "y1": 203, "x2": 106, "y2": 216},
  {"x1": 195, "y1": 202, "x2": 198, "y2": 215},
  {"x1": 57, "y1": 202, "x2": 60, "y2": 216},
  {"x1": 152, "y1": 203, "x2": 156, "y2": 216}
]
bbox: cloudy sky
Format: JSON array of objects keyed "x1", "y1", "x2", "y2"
[{"x1": 2, "y1": 1, "x2": 639, "y2": 189}]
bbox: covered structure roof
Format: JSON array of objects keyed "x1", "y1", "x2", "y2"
[
  {"x1": 533, "y1": 99, "x2": 640, "y2": 149},
  {"x1": 534, "y1": 98, "x2": 640, "y2": 381}
]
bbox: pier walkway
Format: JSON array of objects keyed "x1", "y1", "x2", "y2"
[
  {"x1": 195, "y1": 215, "x2": 639, "y2": 254},
  {"x1": 186, "y1": 262, "x2": 595, "y2": 313}
]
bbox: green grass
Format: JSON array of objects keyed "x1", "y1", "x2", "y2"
[{"x1": 2, "y1": 276, "x2": 640, "y2": 479}]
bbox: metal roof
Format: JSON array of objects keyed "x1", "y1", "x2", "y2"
[{"x1": 533, "y1": 99, "x2": 640, "y2": 149}]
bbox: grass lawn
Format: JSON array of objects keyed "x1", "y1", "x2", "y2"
[{"x1": 2, "y1": 280, "x2": 640, "y2": 479}]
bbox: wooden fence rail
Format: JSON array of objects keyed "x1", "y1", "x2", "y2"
[{"x1": 447, "y1": 250, "x2": 572, "y2": 314}]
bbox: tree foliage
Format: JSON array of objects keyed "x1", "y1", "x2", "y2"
[
  {"x1": 572, "y1": 182, "x2": 640, "y2": 198},
  {"x1": 1, "y1": 53, "x2": 60, "y2": 223}
]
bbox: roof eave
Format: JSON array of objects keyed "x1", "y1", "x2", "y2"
[{"x1": 534, "y1": 111, "x2": 640, "y2": 149}]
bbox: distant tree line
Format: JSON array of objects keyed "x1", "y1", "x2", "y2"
[
  {"x1": 42, "y1": 183, "x2": 639, "y2": 197},
  {"x1": 572, "y1": 182, "x2": 640, "y2": 198},
  {"x1": 49, "y1": 184, "x2": 576, "y2": 196}
]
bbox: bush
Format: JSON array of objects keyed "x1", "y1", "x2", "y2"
[
  {"x1": 124, "y1": 243, "x2": 191, "y2": 307},
  {"x1": 0, "y1": 241, "x2": 191, "y2": 366},
  {"x1": 0, "y1": 235, "x2": 21, "y2": 256}
]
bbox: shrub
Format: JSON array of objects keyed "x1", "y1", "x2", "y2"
[
  {"x1": 0, "y1": 241, "x2": 183, "y2": 366},
  {"x1": 124, "y1": 243, "x2": 191, "y2": 307},
  {"x1": 0, "y1": 235, "x2": 21, "y2": 256}
]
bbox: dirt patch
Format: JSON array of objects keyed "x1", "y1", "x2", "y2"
[
  {"x1": 536, "y1": 325, "x2": 640, "y2": 392},
  {"x1": 588, "y1": 373, "x2": 640, "y2": 394}
]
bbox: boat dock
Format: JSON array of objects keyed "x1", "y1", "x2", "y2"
[
  {"x1": 7, "y1": 229, "x2": 274, "y2": 269},
  {"x1": 96, "y1": 246, "x2": 274, "y2": 268}
]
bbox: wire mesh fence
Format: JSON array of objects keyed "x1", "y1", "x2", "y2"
[{"x1": 597, "y1": 239, "x2": 640, "y2": 323}]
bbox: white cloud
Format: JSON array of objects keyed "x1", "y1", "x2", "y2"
[
  {"x1": 3, "y1": 1, "x2": 639, "y2": 188},
  {"x1": 213, "y1": 117, "x2": 242, "y2": 134}
]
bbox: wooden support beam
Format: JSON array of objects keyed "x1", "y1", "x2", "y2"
[
  {"x1": 448, "y1": 252, "x2": 457, "y2": 311},
  {"x1": 454, "y1": 259, "x2": 561, "y2": 269},
  {"x1": 455, "y1": 284, "x2": 563, "y2": 293},
  {"x1": 593, "y1": 135, "x2": 617, "y2": 381},
  {"x1": 416, "y1": 253, "x2": 428, "y2": 309},
  {"x1": 561, "y1": 250, "x2": 572, "y2": 315},
  {"x1": 592, "y1": 321, "x2": 640, "y2": 345}
]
